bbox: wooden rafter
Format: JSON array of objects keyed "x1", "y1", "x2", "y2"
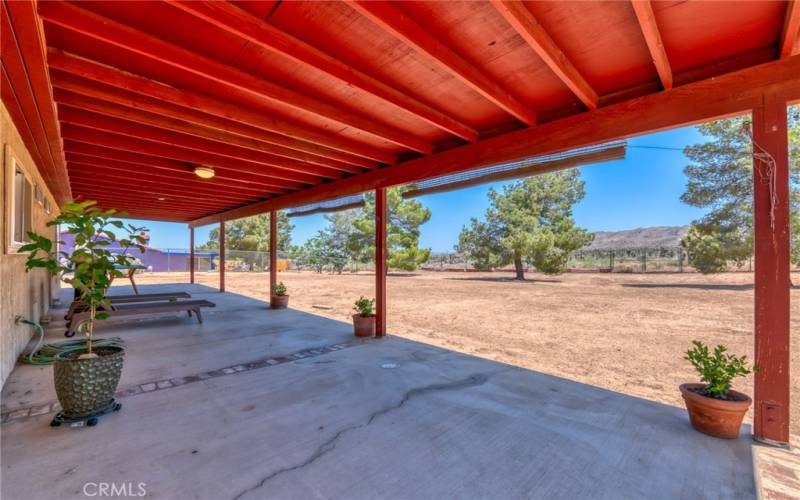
[
  {"x1": 1, "y1": 1, "x2": 70, "y2": 202},
  {"x1": 490, "y1": 0, "x2": 598, "y2": 109},
  {"x1": 631, "y1": 0, "x2": 673, "y2": 90},
  {"x1": 171, "y1": 0, "x2": 479, "y2": 143},
  {"x1": 46, "y1": 49, "x2": 389, "y2": 166},
  {"x1": 62, "y1": 141, "x2": 288, "y2": 191},
  {"x1": 780, "y1": 0, "x2": 800, "y2": 58},
  {"x1": 61, "y1": 125, "x2": 313, "y2": 189},
  {"x1": 57, "y1": 106, "x2": 347, "y2": 180},
  {"x1": 346, "y1": 0, "x2": 537, "y2": 125},
  {"x1": 189, "y1": 54, "x2": 800, "y2": 227},
  {"x1": 54, "y1": 86, "x2": 363, "y2": 175},
  {"x1": 38, "y1": 2, "x2": 434, "y2": 154}
]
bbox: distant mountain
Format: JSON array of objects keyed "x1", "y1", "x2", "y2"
[{"x1": 587, "y1": 225, "x2": 690, "y2": 250}]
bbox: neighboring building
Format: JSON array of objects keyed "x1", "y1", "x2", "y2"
[
  {"x1": 59, "y1": 232, "x2": 218, "y2": 272},
  {"x1": 0, "y1": 101, "x2": 60, "y2": 385}
]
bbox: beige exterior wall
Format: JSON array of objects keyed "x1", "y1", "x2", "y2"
[{"x1": 0, "y1": 100, "x2": 60, "y2": 387}]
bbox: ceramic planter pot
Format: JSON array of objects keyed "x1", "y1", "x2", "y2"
[
  {"x1": 352, "y1": 314, "x2": 375, "y2": 337},
  {"x1": 680, "y1": 383, "x2": 751, "y2": 439},
  {"x1": 270, "y1": 295, "x2": 289, "y2": 309},
  {"x1": 54, "y1": 346, "x2": 125, "y2": 418}
]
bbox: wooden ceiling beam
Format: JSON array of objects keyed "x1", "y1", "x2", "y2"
[
  {"x1": 490, "y1": 0, "x2": 598, "y2": 109},
  {"x1": 346, "y1": 0, "x2": 536, "y2": 125},
  {"x1": 70, "y1": 178, "x2": 249, "y2": 207},
  {"x1": 46, "y1": 50, "x2": 387, "y2": 166},
  {"x1": 60, "y1": 124, "x2": 317, "y2": 189},
  {"x1": 65, "y1": 153, "x2": 275, "y2": 196},
  {"x1": 53, "y1": 84, "x2": 363, "y2": 174},
  {"x1": 57, "y1": 105, "x2": 346, "y2": 180},
  {"x1": 1, "y1": 2, "x2": 71, "y2": 202},
  {"x1": 62, "y1": 141, "x2": 287, "y2": 192},
  {"x1": 190, "y1": 53, "x2": 800, "y2": 227},
  {"x1": 780, "y1": 0, "x2": 800, "y2": 58},
  {"x1": 631, "y1": 0, "x2": 673, "y2": 90},
  {"x1": 39, "y1": 2, "x2": 434, "y2": 154},
  {"x1": 171, "y1": 0, "x2": 478, "y2": 143}
]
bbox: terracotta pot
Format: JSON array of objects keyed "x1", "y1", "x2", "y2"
[
  {"x1": 270, "y1": 294, "x2": 289, "y2": 309},
  {"x1": 54, "y1": 346, "x2": 125, "y2": 419},
  {"x1": 352, "y1": 314, "x2": 375, "y2": 337},
  {"x1": 680, "y1": 383, "x2": 751, "y2": 439}
]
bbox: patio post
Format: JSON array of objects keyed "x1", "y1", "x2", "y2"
[
  {"x1": 219, "y1": 220, "x2": 226, "y2": 293},
  {"x1": 270, "y1": 210, "x2": 277, "y2": 297},
  {"x1": 752, "y1": 93, "x2": 790, "y2": 446},
  {"x1": 375, "y1": 187, "x2": 387, "y2": 337},
  {"x1": 189, "y1": 226, "x2": 195, "y2": 284}
]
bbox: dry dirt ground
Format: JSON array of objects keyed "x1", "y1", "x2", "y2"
[{"x1": 133, "y1": 269, "x2": 800, "y2": 436}]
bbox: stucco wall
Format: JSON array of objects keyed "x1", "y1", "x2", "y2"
[{"x1": 0, "y1": 100, "x2": 60, "y2": 387}]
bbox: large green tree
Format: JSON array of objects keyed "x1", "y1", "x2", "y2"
[
  {"x1": 347, "y1": 187, "x2": 432, "y2": 271},
  {"x1": 457, "y1": 170, "x2": 593, "y2": 279},
  {"x1": 200, "y1": 212, "x2": 294, "y2": 253},
  {"x1": 681, "y1": 107, "x2": 800, "y2": 270}
]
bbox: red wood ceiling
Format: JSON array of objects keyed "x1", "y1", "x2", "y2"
[{"x1": 2, "y1": 0, "x2": 797, "y2": 223}]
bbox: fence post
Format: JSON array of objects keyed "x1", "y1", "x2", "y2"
[
  {"x1": 642, "y1": 251, "x2": 647, "y2": 273},
  {"x1": 609, "y1": 250, "x2": 614, "y2": 271}
]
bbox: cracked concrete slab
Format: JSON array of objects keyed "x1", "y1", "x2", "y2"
[{"x1": 1, "y1": 285, "x2": 758, "y2": 499}]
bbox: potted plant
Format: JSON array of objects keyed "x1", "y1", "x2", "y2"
[
  {"x1": 270, "y1": 281, "x2": 289, "y2": 309},
  {"x1": 352, "y1": 296, "x2": 375, "y2": 337},
  {"x1": 21, "y1": 201, "x2": 147, "y2": 424},
  {"x1": 680, "y1": 340, "x2": 755, "y2": 439}
]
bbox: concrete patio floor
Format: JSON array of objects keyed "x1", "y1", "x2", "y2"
[{"x1": 0, "y1": 284, "x2": 771, "y2": 499}]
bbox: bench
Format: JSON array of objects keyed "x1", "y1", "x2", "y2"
[
  {"x1": 65, "y1": 299, "x2": 216, "y2": 337},
  {"x1": 65, "y1": 292, "x2": 192, "y2": 321}
]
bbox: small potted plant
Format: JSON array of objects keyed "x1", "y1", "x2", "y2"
[
  {"x1": 270, "y1": 281, "x2": 289, "y2": 309},
  {"x1": 680, "y1": 340, "x2": 755, "y2": 439},
  {"x1": 21, "y1": 201, "x2": 147, "y2": 424},
  {"x1": 352, "y1": 296, "x2": 375, "y2": 337}
]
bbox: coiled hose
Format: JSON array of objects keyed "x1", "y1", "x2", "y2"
[{"x1": 18, "y1": 318, "x2": 124, "y2": 365}]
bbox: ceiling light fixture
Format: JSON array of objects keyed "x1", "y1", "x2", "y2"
[
  {"x1": 194, "y1": 166, "x2": 215, "y2": 179},
  {"x1": 157, "y1": 197, "x2": 166, "y2": 201}
]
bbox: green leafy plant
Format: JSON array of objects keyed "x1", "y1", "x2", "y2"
[
  {"x1": 353, "y1": 296, "x2": 375, "y2": 317},
  {"x1": 272, "y1": 281, "x2": 288, "y2": 296},
  {"x1": 685, "y1": 340, "x2": 755, "y2": 399},
  {"x1": 20, "y1": 200, "x2": 148, "y2": 357}
]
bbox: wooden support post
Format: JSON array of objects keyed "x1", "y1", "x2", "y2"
[
  {"x1": 375, "y1": 188, "x2": 387, "y2": 337},
  {"x1": 270, "y1": 210, "x2": 278, "y2": 300},
  {"x1": 219, "y1": 221, "x2": 226, "y2": 293},
  {"x1": 752, "y1": 94, "x2": 790, "y2": 446},
  {"x1": 189, "y1": 226, "x2": 195, "y2": 284}
]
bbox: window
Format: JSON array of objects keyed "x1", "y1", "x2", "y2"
[{"x1": 11, "y1": 161, "x2": 33, "y2": 245}]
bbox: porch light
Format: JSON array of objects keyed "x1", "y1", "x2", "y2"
[{"x1": 194, "y1": 166, "x2": 215, "y2": 179}]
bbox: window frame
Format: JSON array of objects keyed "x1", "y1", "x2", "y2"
[{"x1": 5, "y1": 145, "x2": 34, "y2": 253}]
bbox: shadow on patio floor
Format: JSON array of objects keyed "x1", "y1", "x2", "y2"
[{"x1": 1, "y1": 283, "x2": 757, "y2": 500}]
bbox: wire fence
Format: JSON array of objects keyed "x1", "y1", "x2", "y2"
[{"x1": 131, "y1": 246, "x2": 755, "y2": 274}]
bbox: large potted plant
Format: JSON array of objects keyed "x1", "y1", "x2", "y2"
[
  {"x1": 21, "y1": 201, "x2": 147, "y2": 425},
  {"x1": 270, "y1": 281, "x2": 289, "y2": 309},
  {"x1": 680, "y1": 340, "x2": 755, "y2": 439},
  {"x1": 352, "y1": 296, "x2": 375, "y2": 337}
]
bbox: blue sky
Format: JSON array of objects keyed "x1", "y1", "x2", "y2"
[{"x1": 128, "y1": 125, "x2": 709, "y2": 252}]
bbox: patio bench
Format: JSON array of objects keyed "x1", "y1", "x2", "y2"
[
  {"x1": 64, "y1": 292, "x2": 192, "y2": 321},
  {"x1": 65, "y1": 299, "x2": 216, "y2": 337}
]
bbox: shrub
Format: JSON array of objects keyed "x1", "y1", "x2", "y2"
[
  {"x1": 684, "y1": 340, "x2": 754, "y2": 399},
  {"x1": 272, "y1": 282, "x2": 287, "y2": 296},
  {"x1": 353, "y1": 296, "x2": 374, "y2": 317}
]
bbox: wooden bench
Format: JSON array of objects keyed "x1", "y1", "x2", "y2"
[
  {"x1": 65, "y1": 299, "x2": 216, "y2": 337},
  {"x1": 65, "y1": 292, "x2": 192, "y2": 321}
]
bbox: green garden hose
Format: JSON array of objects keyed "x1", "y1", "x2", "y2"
[{"x1": 17, "y1": 318, "x2": 124, "y2": 365}]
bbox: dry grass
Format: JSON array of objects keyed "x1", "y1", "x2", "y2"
[{"x1": 134, "y1": 269, "x2": 800, "y2": 435}]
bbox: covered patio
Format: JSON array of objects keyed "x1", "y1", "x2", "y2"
[{"x1": 1, "y1": 284, "x2": 764, "y2": 499}]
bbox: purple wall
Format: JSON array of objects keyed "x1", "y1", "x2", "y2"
[{"x1": 59, "y1": 232, "x2": 217, "y2": 272}]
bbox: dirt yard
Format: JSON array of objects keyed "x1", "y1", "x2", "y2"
[{"x1": 133, "y1": 269, "x2": 800, "y2": 436}]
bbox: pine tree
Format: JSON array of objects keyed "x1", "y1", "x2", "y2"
[{"x1": 457, "y1": 170, "x2": 593, "y2": 279}]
